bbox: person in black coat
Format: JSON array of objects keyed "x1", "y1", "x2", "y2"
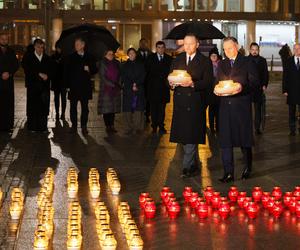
[
  {"x1": 51, "y1": 44, "x2": 66, "y2": 120},
  {"x1": 64, "y1": 37, "x2": 98, "y2": 134},
  {"x1": 22, "y1": 39, "x2": 53, "y2": 132},
  {"x1": 282, "y1": 43, "x2": 300, "y2": 136},
  {"x1": 121, "y1": 48, "x2": 146, "y2": 135},
  {"x1": 0, "y1": 32, "x2": 19, "y2": 132},
  {"x1": 169, "y1": 34, "x2": 213, "y2": 178},
  {"x1": 206, "y1": 47, "x2": 221, "y2": 134},
  {"x1": 136, "y1": 38, "x2": 153, "y2": 123},
  {"x1": 215, "y1": 37, "x2": 259, "y2": 183},
  {"x1": 248, "y1": 42, "x2": 269, "y2": 135},
  {"x1": 145, "y1": 41, "x2": 172, "y2": 134}
]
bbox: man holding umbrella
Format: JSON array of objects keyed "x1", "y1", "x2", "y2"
[
  {"x1": 215, "y1": 37, "x2": 259, "y2": 182},
  {"x1": 169, "y1": 34, "x2": 213, "y2": 178},
  {"x1": 64, "y1": 37, "x2": 98, "y2": 134}
]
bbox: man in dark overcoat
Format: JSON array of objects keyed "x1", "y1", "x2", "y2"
[
  {"x1": 0, "y1": 32, "x2": 19, "y2": 132},
  {"x1": 22, "y1": 39, "x2": 53, "y2": 132},
  {"x1": 64, "y1": 37, "x2": 98, "y2": 134},
  {"x1": 282, "y1": 43, "x2": 300, "y2": 136},
  {"x1": 216, "y1": 37, "x2": 259, "y2": 182},
  {"x1": 145, "y1": 41, "x2": 172, "y2": 134},
  {"x1": 248, "y1": 42, "x2": 269, "y2": 135},
  {"x1": 169, "y1": 34, "x2": 213, "y2": 178}
]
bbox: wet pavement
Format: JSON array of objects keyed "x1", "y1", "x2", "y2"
[{"x1": 0, "y1": 80, "x2": 299, "y2": 250}]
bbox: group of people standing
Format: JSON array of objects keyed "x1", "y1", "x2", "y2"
[{"x1": 0, "y1": 29, "x2": 282, "y2": 184}]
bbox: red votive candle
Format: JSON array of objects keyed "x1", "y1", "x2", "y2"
[
  {"x1": 252, "y1": 186, "x2": 263, "y2": 202},
  {"x1": 183, "y1": 187, "x2": 193, "y2": 203},
  {"x1": 168, "y1": 201, "x2": 181, "y2": 219},
  {"x1": 218, "y1": 201, "x2": 230, "y2": 219},
  {"x1": 261, "y1": 192, "x2": 271, "y2": 208},
  {"x1": 160, "y1": 187, "x2": 171, "y2": 200},
  {"x1": 237, "y1": 192, "x2": 247, "y2": 208},
  {"x1": 272, "y1": 201, "x2": 283, "y2": 218},
  {"x1": 211, "y1": 192, "x2": 221, "y2": 209},
  {"x1": 228, "y1": 186, "x2": 239, "y2": 202},
  {"x1": 246, "y1": 202, "x2": 259, "y2": 219},
  {"x1": 139, "y1": 192, "x2": 150, "y2": 209},
  {"x1": 271, "y1": 186, "x2": 282, "y2": 201},
  {"x1": 203, "y1": 186, "x2": 214, "y2": 204},
  {"x1": 144, "y1": 199, "x2": 156, "y2": 219},
  {"x1": 196, "y1": 201, "x2": 209, "y2": 219}
]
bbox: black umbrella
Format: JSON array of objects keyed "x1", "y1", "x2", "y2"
[
  {"x1": 56, "y1": 23, "x2": 120, "y2": 59},
  {"x1": 165, "y1": 21, "x2": 225, "y2": 40}
]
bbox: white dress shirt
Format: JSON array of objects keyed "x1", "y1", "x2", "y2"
[
  {"x1": 34, "y1": 51, "x2": 43, "y2": 62},
  {"x1": 294, "y1": 56, "x2": 300, "y2": 66},
  {"x1": 186, "y1": 52, "x2": 196, "y2": 65}
]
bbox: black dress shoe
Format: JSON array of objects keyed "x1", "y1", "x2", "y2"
[
  {"x1": 241, "y1": 168, "x2": 251, "y2": 180},
  {"x1": 181, "y1": 168, "x2": 191, "y2": 178},
  {"x1": 218, "y1": 173, "x2": 234, "y2": 183}
]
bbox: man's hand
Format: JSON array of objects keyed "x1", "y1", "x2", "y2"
[
  {"x1": 283, "y1": 92, "x2": 288, "y2": 96},
  {"x1": 132, "y1": 83, "x2": 138, "y2": 92},
  {"x1": 262, "y1": 85, "x2": 267, "y2": 91},
  {"x1": 2, "y1": 72, "x2": 9, "y2": 80},
  {"x1": 84, "y1": 65, "x2": 89, "y2": 72},
  {"x1": 39, "y1": 73, "x2": 48, "y2": 81},
  {"x1": 180, "y1": 80, "x2": 194, "y2": 88}
]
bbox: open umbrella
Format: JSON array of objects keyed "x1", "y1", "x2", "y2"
[
  {"x1": 56, "y1": 23, "x2": 120, "y2": 60},
  {"x1": 165, "y1": 21, "x2": 225, "y2": 40}
]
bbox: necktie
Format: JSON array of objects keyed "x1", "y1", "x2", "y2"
[
  {"x1": 230, "y1": 59, "x2": 235, "y2": 68},
  {"x1": 160, "y1": 55, "x2": 163, "y2": 61},
  {"x1": 297, "y1": 58, "x2": 300, "y2": 70},
  {"x1": 188, "y1": 56, "x2": 192, "y2": 66}
]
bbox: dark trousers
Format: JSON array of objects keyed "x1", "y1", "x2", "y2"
[
  {"x1": 208, "y1": 103, "x2": 219, "y2": 132},
  {"x1": 254, "y1": 101, "x2": 263, "y2": 131},
  {"x1": 221, "y1": 147, "x2": 252, "y2": 174},
  {"x1": 54, "y1": 89, "x2": 67, "y2": 117},
  {"x1": 70, "y1": 99, "x2": 89, "y2": 128},
  {"x1": 288, "y1": 104, "x2": 300, "y2": 133},
  {"x1": 182, "y1": 144, "x2": 199, "y2": 170},
  {"x1": 150, "y1": 102, "x2": 166, "y2": 129},
  {"x1": 103, "y1": 113, "x2": 115, "y2": 127}
]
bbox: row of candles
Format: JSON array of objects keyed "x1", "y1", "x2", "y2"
[
  {"x1": 106, "y1": 168, "x2": 121, "y2": 196},
  {"x1": 118, "y1": 201, "x2": 144, "y2": 249},
  {"x1": 139, "y1": 185, "x2": 300, "y2": 220},
  {"x1": 34, "y1": 167, "x2": 55, "y2": 250},
  {"x1": 90, "y1": 168, "x2": 118, "y2": 249}
]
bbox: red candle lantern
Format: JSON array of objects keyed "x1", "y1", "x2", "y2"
[
  {"x1": 228, "y1": 186, "x2": 239, "y2": 202},
  {"x1": 283, "y1": 192, "x2": 293, "y2": 207},
  {"x1": 288, "y1": 197, "x2": 297, "y2": 213},
  {"x1": 218, "y1": 201, "x2": 230, "y2": 219},
  {"x1": 196, "y1": 202, "x2": 209, "y2": 219},
  {"x1": 139, "y1": 193, "x2": 150, "y2": 209},
  {"x1": 203, "y1": 186, "x2": 214, "y2": 204},
  {"x1": 271, "y1": 187, "x2": 282, "y2": 201},
  {"x1": 237, "y1": 192, "x2": 247, "y2": 208},
  {"x1": 266, "y1": 197, "x2": 276, "y2": 212},
  {"x1": 293, "y1": 186, "x2": 300, "y2": 198},
  {"x1": 243, "y1": 197, "x2": 253, "y2": 210},
  {"x1": 193, "y1": 197, "x2": 205, "y2": 209},
  {"x1": 167, "y1": 197, "x2": 177, "y2": 210},
  {"x1": 252, "y1": 186, "x2": 263, "y2": 202},
  {"x1": 160, "y1": 187, "x2": 171, "y2": 200},
  {"x1": 168, "y1": 201, "x2": 181, "y2": 219},
  {"x1": 189, "y1": 192, "x2": 199, "y2": 208},
  {"x1": 272, "y1": 201, "x2": 283, "y2": 218},
  {"x1": 163, "y1": 192, "x2": 175, "y2": 205},
  {"x1": 183, "y1": 187, "x2": 193, "y2": 203},
  {"x1": 211, "y1": 192, "x2": 221, "y2": 209},
  {"x1": 261, "y1": 192, "x2": 271, "y2": 208},
  {"x1": 144, "y1": 199, "x2": 156, "y2": 219},
  {"x1": 246, "y1": 202, "x2": 259, "y2": 219},
  {"x1": 295, "y1": 201, "x2": 300, "y2": 218}
]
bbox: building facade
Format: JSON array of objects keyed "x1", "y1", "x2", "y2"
[{"x1": 1, "y1": 0, "x2": 300, "y2": 60}]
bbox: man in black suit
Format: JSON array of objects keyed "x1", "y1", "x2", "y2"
[
  {"x1": 22, "y1": 39, "x2": 54, "y2": 132},
  {"x1": 283, "y1": 44, "x2": 300, "y2": 136},
  {"x1": 248, "y1": 42, "x2": 269, "y2": 135},
  {"x1": 169, "y1": 34, "x2": 213, "y2": 178},
  {"x1": 137, "y1": 38, "x2": 153, "y2": 123},
  {"x1": 0, "y1": 32, "x2": 19, "y2": 132},
  {"x1": 64, "y1": 37, "x2": 98, "y2": 134},
  {"x1": 216, "y1": 37, "x2": 259, "y2": 182},
  {"x1": 145, "y1": 41, "x2": 172, "y2": 134}
]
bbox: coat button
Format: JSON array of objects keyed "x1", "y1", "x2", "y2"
[
  {"x1": 228, "y1": 101, "x2": 231, "y2": 104},
  {"x1": 187, "y1": 107, "x2": 191, "y2": 111}
]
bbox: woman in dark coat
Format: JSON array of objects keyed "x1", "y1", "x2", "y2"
[
  {"x1": 51, "y1": 44, "x2": 66, "y2": 120},
  {"x1": 0, "y1": 32, "x2": 19, "y2": 132},
  {"x1": 22, "y1": 39, "x2": 53, "y2": 132},
  {"x1": 98, "y1": 49, "x2": 121, "y2": 133},
  {"x1": 121, "y1": 48, "x2": 145, "y2": 134}
]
